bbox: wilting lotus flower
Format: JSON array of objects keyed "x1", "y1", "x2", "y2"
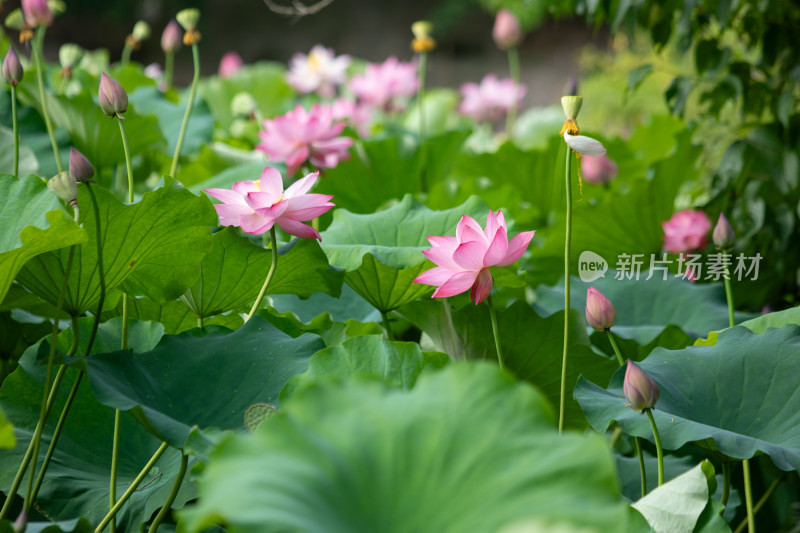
[
  {"x1": 414, "y1": 211, "x2": 535, "y2": 305},
  {"x1": 712, "y1": 213, "x2": 735, "y2": 249},
  {"x1": 22, "y1": 0, "x2": 53, "y2": 27},
  {"x1": 218, "y1": 51, "x2": 243, "y2": 78},
  {"x1": 2, "y1": 46, "x2": 23, "y2": 86},
  {"x1": 349, "y1": 57, "x2": 419, "y2": 112},
  {"x1": 286, "y1": 45, "x2": 350, "y2": 99},
  {"x1": 662, "y1": 209, "x2": 711, "y2": 253},
  {"x1": 98, "y1": 73, "x2": 128, "y2": 118},
  {"x1": 256, "y1": 103, "x2": 354, "y2": 176},
  {"x1": 459, "y1": 74, "x2": 526, "y2": 123},
  {"x1": 585, "y1": 287, "x2": 616, "y2": 331},
  {"x1": 161, "y1": 20, "x2": 182, "y2": 53},
  {"x1": 68, "y1": 147, "x2": 94, "y2": 182},
  {"x1": 581, "y1": 155, "x2": 618, "y2": 185},
  {"x1": 623, "y1": 361, "x2": 660, "y2": 412},
  {"x1": 204, "y1": 167, "x2": 334, "y2": 240},
  {"x1": 492, "y1": 9, "x2": 523, "y2": 50}
]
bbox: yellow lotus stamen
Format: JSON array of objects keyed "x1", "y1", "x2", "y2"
[
  {"x1": 412, "y1": 36, "x2": 436, "y2": 53},
  {"x1": 560, "y1": 118, "x2": 580, "y2": 136}
]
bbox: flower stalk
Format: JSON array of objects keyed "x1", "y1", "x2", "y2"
[
  {"x1": 245, "y1": 227, "x2": 278, "y2": 323},
  {"x1": 559, "y1": 136, "x2": 572, "y2": 434},
  {"x1": 644, "y1": 407, "x2": 664, "y2": 486},
  {"x1": 11, "y1": 84, "x2": 19, "y2": 176},
  {"x1": 487, "y1": 295, "x2": 505, "y2": 369},
  {"x1": 33, "y1": 27, "x2": 63, "y2": 172},
  {"x1": 170, "y1": 42, "x2": 200, "y2": 177},
  {"x1": 148, "y1": 453, "x2": 188, "y2": 532}
]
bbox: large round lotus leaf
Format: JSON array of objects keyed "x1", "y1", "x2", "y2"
[
  {"x1": 575, "y1": 325, "x2": 800, "y2": 471},
  {"x1": 75, "y1": 316, "x2": 324, "y2": 449},
  {"x1": 178, "y1": 363, "x2": 630, "y2": 533}
]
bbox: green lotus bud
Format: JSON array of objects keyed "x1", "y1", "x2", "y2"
[
  {"x1": 5, "y1": 8, "x2": 25, "y2": 30},
  {"x1": 132, "y1": 20, "x2": 151, "y2": 42},
  {"x1": 176, "y1": 8, "x2": 200, "y2": 31},
  {"x1": 561, "y1": 95, "x2": 583, "y2": 120},
  {"x1": 47, "y1": 171, "x2": 78, "y2": 206},
  {"x1": 231, "y1": 92, "x2": 257, "y2": 119},
  {"x1": 59, "y1": 43, "x2": 83, "y2": 69}
]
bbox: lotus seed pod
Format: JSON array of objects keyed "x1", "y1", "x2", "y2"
[{"x1": 47, "y1": 171, "x2": 78, "y2": 206}]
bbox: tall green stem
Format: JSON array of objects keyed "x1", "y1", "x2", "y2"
[
  {"x1": 416, "y1": 51, "x2": 428, "y2": 194},
  {"x1": 721, "y1": 460, "x2": 731, "y2": 508},
  {"x1": 742, "y1": 459, "x2": 755, "y2": 533},
  {"x1": 733, "y1": 473, "x2": 784, "y2": 533},
  {"x1": 558, "y1": 146, "x2": 573, "y2": 434},
  {"x1": 487, "y1": 295, "x2": 505, "y2": 369},
  {"x1": 120, "y1": 45, "x2": 132, "y2": 67},
  {"x1": 117, "y1": 119, "x2": 134, "y2": 205},
  {"x1": 170, "y1": 44, "x2": 200, "y2": 177},
  {"x1": 245, "y1": 227, "x2": 278, "y2": 323},
  {"x1": 34, "y1": 27, "x2": 63, "y2": 173},
  {"x1": 505, "y1": 46, "x2": 520, "y2": 137},
  {"x1": 645, "y1": 408, "x2": 664, "y2": 486},
  {"x1": 380, "y1": 310, "x2": 394, "y2": 341},
  {"x1": 109, "y1": 409, "x2": 122, "y2": 533},
  {"x1": 724, "y1": 266, "x2": 735, "y2": 328},
  {"x1": 94, "y1": 442, "x2": 169, "y2": 533},
  {"x1": 164, "y1": 51, "x2": 174, "y2": 91},
  {"x1": 147, "y1": 453, "x2": 188, "y2": 532},
  {"x1": 605, "y1": 329, "x2": 625, "y2": 366},
  {"x1": 11, "y1": 84, "x2": 19, "y2": 176}
]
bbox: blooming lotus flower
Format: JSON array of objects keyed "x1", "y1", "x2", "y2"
[
  {"x1": 22, "y1": 0, "x2": 53, "y2": 27},
  {"x1": 623, "y1": 361, "x2": 660, "y2": 412},
  {"x1": 204, "y1": 167, "x2": 334, "y2": 240},
  {"x1": 286, "y1": 45, "x2": 350, "y2": 99},
  {"x1": 581, "y1": 155, "x2": 618, "y2": 185},
  {"x1": 662, "y1": 209, "x2": 711, "y2": 253},
  {"x1": 459, "y1": 74, "x2": 526, "y2": 123},
  {"x1": 349, "y1": 57, "x2": 419, "y2": 112},
  {"x1": 161, "y1": 20, "x2": 182, "y2": 53},
  {"x1": 493, "y1": 9, "x2": 523, "y2": 50},
  {"x1": 712, "y1": 213, "x2": 735, "y2": 249},
  {"x1": 256, "y1": 104, "x2": 354, "y2": 176},
  {"x1": 219, "y1": 51, "x2": 244, "y2": 78},
  {"x1": 98, "y1": 72, "x2": 128, "y2": 118},
  {"x1": 414, "y1": 211, "x2": 535, "y2": 305},
  {"x1": 585, "y1": 287, "x2": 616, "y2": 331}
]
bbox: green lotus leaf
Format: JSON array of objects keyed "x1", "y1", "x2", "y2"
[
  {"x1": 0, "y1": 175, "x2": 87, "y2": 305},
  {"x1": 16, "y1": 178, "x2": 216, "y2": 315},
  {"x1": 178, "y1": 363, "x2": 630, "y2": 533},
  {"x1": 576, "y1": 325, "x2": 800, "y2": 471}
]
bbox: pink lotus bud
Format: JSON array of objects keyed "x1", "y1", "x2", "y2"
[
  {"x1": 161, "y1": 19, "x2": 182, "y2": 53},
  {"x1": 492, "y1": 9, "x2": 523, "y2": 50},
  {"x1": 712, "y1": 213, "x2": 735, "y2": 249},
  {"x1": 218, "y1": 51, "x2": 244, "y2": 78},
  {"x1": 581, "y1": 155, "x2": 618, "y2": 185},
  {"x1": 21, "y1": 0, "x2": 53, "y2": 27},
  {"x1": 2, "y1": 46, "x2": 23, "y2": 86},
  {"x1": 47, "y1": 171, "x2": 78, "y2": 206},
  {"x1": 69, "y1": 147, "x2": 94, "y2": 182},
  {"x1": 98, "y1": 72, "x2": 128, "y2": 118},
  {"x1": 13, "y1": 509, "x2": 27, "y2": 533},
  {"x1": 585, "y1": 287, "x2": 616, "y2": 331},
  {"x1": 623, "y1": 361, "x2": 660, "y2": 412}
]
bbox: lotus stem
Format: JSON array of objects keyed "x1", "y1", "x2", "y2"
[
  {"x1": 245, "y1": 227, "x2": 278, "y2": 323},
  {"x1": 724, "y1": 261, "x2": 735, "y2": 328},
  {"x1": 644, "y1": 408, "x2": 664, "y2": 486},
  {"x1": 486, "y1": 295, "x2": 504, "y2": 369},
  {"x1": 558, "y1": 144, "x2": 573, "y2": 434},
  {"x1": 416, "y1": 50, "x2": 428, "y2": 193},
  {"x1": 381, "y1": 310, "x2": 394, "y2": 341},
  {"x1": 120, "y1": 44, "x2": 132, "y2": 67},
  {"x1": 505, "y1": 46, "x2": 520, "y2": 137},
  {"x1": 605, "y1": 329, "x2": 625, "y2": 366},
  {"x1": 94, "y1": 442, "x2": 169, "y2": 533},
  {"x1": 11, "y1": 84, "x2": 19, "y2": 176},
  {"x1": 742, "y1": 459, "x2": 755, "y2": 533},
  {"x1": 170, "y1": 43, "x2": 200, "y2": 177},
  {"x1": 721, "y1": 459, "x2": 731, "y2": 508},
  {"x1": 84, "y1": 182, "x2": 107, "y2": 355},
  {"x1": 164, "y1": 51, "x2": 175, "y2": 91},
  {"x1": 147, "y1": 453, "x2": 188, "y2": 532},
  {"x1": 109, "y1": 409, "x2": 122, "y2": 532},
  {"x1": 733, "y1": 473, "x2": 784, "y2": 533},
  {"x1": 33, "y1": 27, "x2": 63, "y2": 173}
]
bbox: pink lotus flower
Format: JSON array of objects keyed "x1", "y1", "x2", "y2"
[
  {"x1": 581, "y1": 155, "x2": 618, "y2": 185},
  {"x1": 219, "y1": 51, "x2": 244, "y2": 78},
  {"x1": 662, "y1": 209, "x2": 711, "y2": 253},
  {"x1": 204, "y1": 167, "x2": 334, "y2": 240},
  {"x1": 414, "y1": 211, "x2": 535, "y2": 305},
  {"x1": 349, "y1": 57, "x2": 419, "y2": 112},
  {"x1": 328, "y1": 98, "x2": 373, "y2": 138},
  {"x1": 459, "y1": 74, "x2": 526, "y2": 123},
  {"x1": 286, "y1": 45, "x2": 350, "y2": 99},
  {"x1": 256, "y1": 104, "x2": 354, "y2": 176},
  {"x1": 22, "y1": 0, "x2": 53, "y2": 27},
  {"x1": 492, "y1": 9, "x2": 523, "y2": 50}
]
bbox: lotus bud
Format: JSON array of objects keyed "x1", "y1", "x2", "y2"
[
  {"x1": 98, "y1": 72, "x2": 128, "y2": 118},
  {"x1": 21, "y1": 0, "x2": 52, "y2": 26},
  {"x1": 2, "y1": 46, "x2": 23, "y2": 86},
  {"x1": 585, "y1": 287, "x2": 616, "y2": 331},
  {"x1": 13, "y1": 509, "x2": 27, "y2": 533},
  {"x1": 581, "y1": 155, "x2": 618, "y2": 185},
  {"x1": 5, "y1": 9, "x2": 25, "y2": 30},
  {"x1": 411, "y1": 20, "x2": 436, "y2": 53},
  {"x1": 161, "y1": 19, "x2": 182, "y2": 53},
  {"x1": 132, "y1": 20, "x2": 151, "y2": 42},
  {"x1": 492, "y1": 9, "x2": 523, "y2": 50},
  {"x1": 69, "y1": 147, "x2": 94, "y2": 182},
  {"x1": 176, "y1": 8, "x2": 200, "y2": 31},
  {"x1": 48, "y1": 171, "x2": 78, "y2": 206},
  {"x1": 712, "y1": 213, "x2": 735, "y2": 250},
  {"x1": 218, "y1": 51, "x2": 243, "y2": 78},
  {"x1": 231, "y1": 91, "x2": 257, "y2": 119},
  {"x1": 623, "y1": 361, "x2": 660, "y2": 412}
]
